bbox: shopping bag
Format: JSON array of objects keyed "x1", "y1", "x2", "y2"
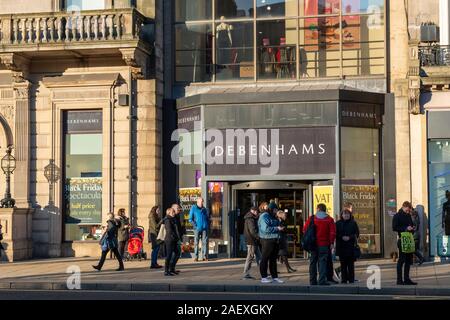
[
  {"x1": 400, "y1": 232, "x2": 415, "y2": 253},
  {"x1": 156, "y1": 223, "x2": 166, "y2": 243}
]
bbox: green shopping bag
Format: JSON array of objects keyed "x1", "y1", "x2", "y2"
[{"x1": 400, "y1": 232, "x2": 415, "y2": 253}]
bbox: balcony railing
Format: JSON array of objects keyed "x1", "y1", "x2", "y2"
[
  {"x1": 419, "y1": 45, "x2": 450, "y2": 67},
  {"x1": 0, "y1": 8, "x2": 147, "y2": 46}
]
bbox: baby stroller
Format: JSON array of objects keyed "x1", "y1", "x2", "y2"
[{"x1": 125, "y1": 226, "x2": 147, "y2": 261}]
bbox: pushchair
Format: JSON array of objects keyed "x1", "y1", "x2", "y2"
[{"x1": 124, "y1": 226, "x2": 147, "y2": 261}]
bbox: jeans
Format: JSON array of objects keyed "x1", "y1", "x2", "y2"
[
  {"x1": 309, "y1": 246, "x2": 329, "y2": 285},
  {"x1": 243, "y1": 244, "x2": 261, "y2": 277},
  {"x1": 151, "y1": 243, "x2": 160, "y2": 267},
  {"x1": 340, "y1": 257, "x2": 355, "y2": 283},
  {"x1": 194, "y1": 229, "x2": 208, "y2": 259},
  {"x1": 260, "y1": 239, "x2": 279, "y2": 279},
  {"x1": 96, "y1": 247, "x2": 124, "y2": 270},
  {"x1": 239, "y1": 234, "x2": 247, "y2": 251},
  {"x1": 165, "y1": 241, "x2": 180, "y2": 273},
  {"x1": 397, "y1": 239, "x2": 413, "y2": 282}
]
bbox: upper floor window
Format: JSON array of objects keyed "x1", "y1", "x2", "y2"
[
  {"x1": 174, "y1": 0, "x2": 385, "y2": 83},
  {"x1": 66, "y1": 0, "x2": 106, "y2": 11}
]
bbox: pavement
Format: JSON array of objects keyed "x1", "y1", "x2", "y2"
[{"x1": 1, "y1": 256, "x2": 450, "y2": 297}]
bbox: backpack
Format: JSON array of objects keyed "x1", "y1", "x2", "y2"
[{"x1": 302, "y1": 215, "x2": 317, "y2": 252}]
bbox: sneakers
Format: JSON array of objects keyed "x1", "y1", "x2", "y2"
[
  {"x1": 272, "y1": 278, "x2": 284, "y2": 284},
  {"x1": 261, "y1": 277, "x2": 272, "y2": 283}
]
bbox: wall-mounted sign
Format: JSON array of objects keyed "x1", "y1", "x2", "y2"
[
  {"x1": 64, "y1": 177, "x2": 102, "y2": 224},
  {"x1": 340, "y1": 103, "x2": 383, "y2": 128},
  {"x1": 205, "y1": 126, "x2": 336, "y2": 176},
  {"x1": 65, "y1": 111, "x2": 102, "y2": 133},
  {"x1": 178, "y1": 107, "x2": 201, "y2": 132},
  {"x1": 313, "y1": 185, "x2": 334, "y2": 217}
]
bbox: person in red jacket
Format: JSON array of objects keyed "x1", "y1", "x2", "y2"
[{"x1": 303, "y1": 203, "x2": 336, "y2": 285}]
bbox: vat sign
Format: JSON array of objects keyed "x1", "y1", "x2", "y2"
[{"x1": 205, "y1": 127, "x2": 336, "y2": 176}]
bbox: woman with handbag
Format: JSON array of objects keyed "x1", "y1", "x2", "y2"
[
  {"x1": 336, "y1": 208, "x2": 360, "y2": 284},
  {"x1": 92, "y1": 213, "x2": 125, "y2": 272}
]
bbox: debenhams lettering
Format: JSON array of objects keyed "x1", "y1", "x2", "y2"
[{"x1": 212, "y1": 143, "x2": 326, "y2": 157}]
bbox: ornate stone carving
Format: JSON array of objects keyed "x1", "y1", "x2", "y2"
[
  {"x1": 0, "y1": 105, "x2": 15, "y2": 124},
  {"x1": 120, "y1": 48, "x2": 148, "y2": 79},
  {"x1": 14, "y1": 87, "x2": 29, "y2": 100},
  {"x1": 408, "y1": 89, "x2": 420, "y2": 115}
]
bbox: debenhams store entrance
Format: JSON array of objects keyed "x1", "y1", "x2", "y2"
[{"x1": 176, "y1": 87, "x2": 389, "y2": 259}]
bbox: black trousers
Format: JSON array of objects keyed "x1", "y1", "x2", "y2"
[
  {"x1": 165, "y1": 241, "x2": 180, "y2": 273},
  {"x1": 397, "y1": 240, "x2": 413, "y2": 282},
  {"x1": 260, "y1": 239, "x2": 279, "y2": 279},
  {"x1": 340, "y1": 257, "x2": 355, "y2": 283},
  {"x1": 97, "y1": 247, "x2": 124, "y2": 270},
  {"x1": 118, "y1": 240, "x2": 127, "y2": 259}
]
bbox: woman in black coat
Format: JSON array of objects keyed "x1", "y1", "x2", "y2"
[
  {"x1": 277, "y1": 210, "x2": 296, "y2": 273},
  {"x1": 163, "y1": 207, "x2": 181, "y2": 276},
  {"x1": 336, "y1": 209, "x2": 360, "y2": 283},
  {"x1": 93, "y1": 213, "x2": 125, "y2": 271}
]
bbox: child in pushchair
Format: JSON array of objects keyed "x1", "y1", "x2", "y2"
[{"x1": 124, "y1": 226, "x2": 147, "y2": 261}]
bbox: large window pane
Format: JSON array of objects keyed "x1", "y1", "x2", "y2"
[
  {"x1": 256, "y1": 0, "x2": 298, "y2": 17},
  {"x1": 64, "y1": 111, "x2": 103, "y2": 242},
  {"x1": 175, "y1": 24, "x2": 213, "y2": 82},
  {"x1": 299, "y1": 17, "x2": 340, "y2": 77},
  {"x1": 257, "y1": 20, "x2": 297, "y2": 80},
  {"x1": 216, "y1": 21, "x2": 254, "y2": 81},
  {"x1": 341, "y1": 127, "x2": 381, "y2": 255},
  {"x1": 215, "y1": 0, "x2": 254, "y2": 19},
  {"x1": 304, "y1": 0, "x2": 340, "y2": 16},
  {"x1": 428, "y1": 139, "x2": 450, "y2": 256},
  {"x1": 342, "y1": 14, "x2": 385, "y2": 76},
  {"x1": 175, "y1": 0, "x2": 212, "y2": 22},
  {"x1": 342, "y1": 0, "x2": 384, "y2": 14}
]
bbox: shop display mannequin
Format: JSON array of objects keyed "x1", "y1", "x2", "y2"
[
  {"x1": 216, "y1": 16, "x2": 234, "y2": 68},
  {"x1": 443, "y1": 190, "x2": 450, "y2": 235},
  {"x1": 260, "y1": 38, "x2": 275, "y2": 76}
]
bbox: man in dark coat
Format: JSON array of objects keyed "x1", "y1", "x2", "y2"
[
  {"x1": 116, "y1": 208, "x2": 130, "y2": 260},
  {"x1": 164, "y1": 208, "x2": 181, "y2": 276},
  {"x1": 336, "y1": 209, "x2": 360, "y2": 283},
  {"x1": 242, "y1": 207, "x2": 261, "y2": 280},
  {"x1": 392, "y1": 201, "x2": 417, "y2": 285},
  {"x1": 170, "y1": 203, "x2": 184, "y2": 274}
]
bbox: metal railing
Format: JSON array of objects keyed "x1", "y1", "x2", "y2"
[
  {"x1": 0, "y1": 8, "x2": 146, "y2": 45},
  {"x1": 419, "y1": 45, "x2": 450, "y2": 67}
]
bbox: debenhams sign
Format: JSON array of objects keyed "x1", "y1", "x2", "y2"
[{"x1": 205, "y1": 127, "x2": 336, "y2": 176}]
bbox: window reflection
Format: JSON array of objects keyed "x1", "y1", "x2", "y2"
[
  {"x1": 215, "y1": 0, "x2": 254, "y2": 19},
  {"x1": 257, "y1": 20, "x2": 297, "y2": 79},
  {"x1": 175, "y1": 0, "x2": 212, "y2": 21},
  {"x1": 256, "y1": 0, "x2": 298, "y2": 17}
]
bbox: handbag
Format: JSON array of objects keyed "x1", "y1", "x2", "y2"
[
  {"x1": 354, "y1": 243, "x2": 361, "y2": 260},
  {"x1": 100, "y1": 233, "x2": 109, "y2": 251},
  {"x1": 400, "y1": 232, "x2": 416, "y2": 253},
  {"x1": 156, "y1": 223, "x2": 166, "y2": 244}
]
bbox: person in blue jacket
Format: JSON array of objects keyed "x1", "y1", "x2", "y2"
[
  {"x1": 189, "y1": 197, "x2": 210, "y2": 261},
  {"x1": 258, "y1": 201, "x2": 285, "y2": 284}
]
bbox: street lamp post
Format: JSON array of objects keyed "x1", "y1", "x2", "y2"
[
  {"x1": 0, "y1": 146, "x2": 16, "y2": 208},
  {"x1": 44, "y1": 159, "x2": 60, "y2": 206}
]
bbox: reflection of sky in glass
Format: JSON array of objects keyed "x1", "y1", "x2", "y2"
[{"x1": 343, "y1": 0, "x2": 384, "y2": 13}]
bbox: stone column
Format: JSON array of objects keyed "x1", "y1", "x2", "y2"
[
  {"x1": 390, "y1": 0, "x2": 411, "y2": 204},
  {"x1": 12, "y1": 82, "x2": 31, "y2": 208}
]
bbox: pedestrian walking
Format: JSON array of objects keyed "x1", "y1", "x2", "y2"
[
  {"x1": 258, "y1": 202, "x2": 284, "y2": 284},
  {"x1": 393, "y1": 201, "x2": 417, "y2": 285},
  {"x1": 303, "y1": 203, "x2": 336, "y2": 286},
  {"x1": 148, "y1": 205, "x2": 163, "y2": 269},
  {"x1": 411, "y1": 208, "x2": 425, "y2": 265},
  {"x1": 116, "y1": 208, "x2": 130, "y2": 260},
  {"x1": 163, "y1": 207, "x2": 181, "y2": 276},
  {"x1": 242, "y1": 206, "x2": 261, "y2": 280},
  {"x1": 189, "y1": 197, "x2": 210, "y2": 261},
  {"x1": 170, "y1": 203, "x2": 185, "y2": 274},
  {"x1": 277, "y1": 210, "x2": 296, "y2": 273},
  {"x1": 93, "y1": 213, "x2": 124, "y2": 271},
  {"x1": 336, "y1": 208, "x2": 360, "y2": 283}
]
